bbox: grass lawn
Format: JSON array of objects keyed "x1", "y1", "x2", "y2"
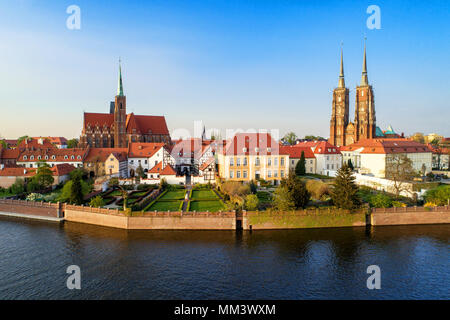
[
  {"x1": 130, "y1": 191, "x2": 148, "y2": 197},
  {"x1": 108, "y1": 190, "x2": 123, "y2": 197},
  {"x1": 160, "y1": 190, "x2": 186, "y2": 200},
  {"x1": 147, "y1": 200, "x2": 182, "y2": 211},
  {"x1": 191, "y1": 190, "x2": 218, "y2": 200},
  {"x1": 189, "y1": 200, "x2": 225, "y2": 212}
]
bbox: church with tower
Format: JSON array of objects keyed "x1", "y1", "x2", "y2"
[
  {"x1": 79, "y1": 62, "x2": 171, "y2": 149},
  {"x1": 329, "y1": 42, "x2": 377, "y2": 147}
]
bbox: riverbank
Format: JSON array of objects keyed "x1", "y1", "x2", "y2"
[{"x1": 0, "y1": 198, "x2": 449, "y2": 230}]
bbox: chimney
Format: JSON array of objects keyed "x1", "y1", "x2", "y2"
[
  {"x1": 138, "y1": 145, "x2": 143, "y2": 150},
  {"x1": 24, "y1": 169, "x2": 27, "y2": 175}
]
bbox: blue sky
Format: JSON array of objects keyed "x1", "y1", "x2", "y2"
[{"x1": 0, "y1": 0, "x2": 449, "y2": 139}]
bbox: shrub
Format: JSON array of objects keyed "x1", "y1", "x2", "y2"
[
  {"x1": 306, "y1": 180, "x2": 330, "y2": 200},
  {"x1": 330, "y1": 164, "x2": 361, "y2": 209},
  {"x1": 273, "y1": 175, "x2": 310, "y2": 210},
  {"x1": 392, "y1": 201, "x2": 406, "y2": 208},
  {"x1": 244, "y1": 194, "x2": 259, "y2": 211},
  {"x1": 89, "y1": 196, "x2": 105, "y2": 208},
  {"x1": 370, "y1": 193, "x2": 393, "y2": 208},
  {"x1": 424, "y1": 185, "x2": 450, "y2": 206}
]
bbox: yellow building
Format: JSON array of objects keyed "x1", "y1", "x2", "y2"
[
  {"x1": 104, "y1": 151, "x2": 128, "y2": 178},
  {"x1": 217, "y1": 133, "x2": 290, "y2": 185}
]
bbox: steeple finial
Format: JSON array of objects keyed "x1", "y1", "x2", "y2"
[
  {"x1": 117, "y1": 58, "x2": 124, "y2": 96},
  {"x1": 361, "y1": 37, "x2": 368, "y2": 86},
  {"x1": 338, "y1": 42, "x2": 345, "y2": 88}
]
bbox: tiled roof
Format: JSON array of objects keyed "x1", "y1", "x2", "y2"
[
  {"x1": 312, "y1": 141, "x2": 341, "y2": 155},
  {"x1": 160, "y1": 164, "x2": 176, "y2": 175},
  {"x1": 1, "y1": 149, "x2": 19, "y2": 159},
  {"x1": 223, "y1": 133, "x2": 286, "y2": 156},
  {"x1": 340, "y1": 138, "x2": 431, "y2": 154},
  {"x1": 279, "y1": 146, "x2": 315, "y2": 159},
  {"x1": 33, "y1": 137, "x2": 68, "y2": 145},
  {"x1": 199, "y1": 157, "x2": 215, "y2": 171},
  {"x1": 51, "y1": 164, "x2": 76, "y2": 176},
  {"x1": 17, "y1": 138, "x2": 56, "y2": 151},
  {"x1": 18, "y1": 148, "x2": 88, "y2": 162},
  {"x1": 110, "y1": 152, "x2": 128, "y2": 162},
  {"x1": 84, "y1": 113, "x2": 114, "y2": 128},
  {"x1": 149, "y1": 161, "x2": 163, "y2": 173},
  {"x1": 128, "y1": 142, "x2": 165, "y2": 158},
  {"x1": 85, "y1": 148, "x2": 127, "y2": 162}
]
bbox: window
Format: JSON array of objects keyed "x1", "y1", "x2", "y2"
[
  {"x1": 64, "y1": 155, "x2": 68, "y2": 160},
  {"x1": 327, "y1": 164, "x2": 330, "y2": 169},
  {"x1": 71, "y1": 155, "x2": 75, "y2": 160},
  {"x1": 268, "y1": 158, "x2": 272, "y2": 166},
  {"x1": 274, "y1": 158, "x2": 278, "y2": 166},
  {"x1": 45, "y1": 156, "x2": 48, "y2": 160},
  {"x1": 268, "y1": 170, "x2": 272, "y2": 178},
  {"x1": 243, "y1": 157, "x2": 248, "y2": 166},
  {"x1": 236, "y1": 158, "x2": 241, "y2": 166},
  {"x1": 77, "y1": 156, "x2": 81, "y2": 160},
  {"x1": 274, "y1": 171, "x2": 278, "y2": 178},
  {"x1": 130, "y1": 160, "x2": 134, "y2": 164},
  {"x1": 37, "y1": 156, "x2": 41, "y2": 160},
  {"x1": 255, "y1": 157, "x2": 260, "y2": 166},
  {"x1": 281, "y1": 170, "x2": 284, "y2": 177},
  {"x1": 310, "y1": 160, "x2": 313, "y2": 164},
  {"x1": 291, "y1": 160, "x2": 295, "y2": 165},
  {"x1": 145, "y1": 160, "x2": 148, "y2": 164},
  {"x1": 281, "y1": 158, "x2": 285, "y2": 166},
  {"x1": 237, "y1": 170, "x2": 241, "y2": 178},
  {"x1": 242, "y1": 147, "x2": 247, "y2": 152},
  {"x1": 52, "y1": 155, "x2": 56, "y2": 160},
  {"x1": 326, "y1": 156, "x2": 329, "y2": 161},
  {"x1": 229, "y1": 158, "x2": 234, "y2": 166},
  {"x1": 243, "y1": 171, "x2": 248, "y2": 178},
  {"x1": 230, "y1": 171, "x2": 234, "y2": 178},
  {"x1": 30, "y1": 156, "x2": 34, "y2": 160},
  {"x1": 267, "y1": 147, "x2": 271, "y2": 152},
  {"x1": 255, "y1": 147, "x2": 259, "y2": 152}
]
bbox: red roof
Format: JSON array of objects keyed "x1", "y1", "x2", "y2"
[
  {"x1": 160, "y1": 164, "x2": 176, "y2": 175},
  {"x1": 311, "y1": 141, "x2": 341, "y2": 155},
  {"x1": 340, "y1": 138, "x2": 431, "y2": 154},
  {"x1": 85, "y1": 148, "x2": 128, "y2": 162},
  {"x1": 128, "y1": 142, "x2": 165, "y2": 158},
  {"x1": 83, "y1": 112, "x2": 169, "y2": 136},
  {"x1": 223, "y1": 133, "x2": 286, "y2": 156},
  {"x1": 51, "y1": 164, "x2": 76, "y2": 176},
  {"x1": 110, "y1": 151, "x2": 128, "y2": 162},
  {"x1": 199, "y1": 157, "x2": 215, "y2": 171},
  {"x1": 279, "y1": 146, "x2": 315, "y2": 158},
  {"x1": 149, "y1": 162, "x2": 163, "y2": 173},
  {"x1": 17, "y1": 138, "x2": 56, "y2": 151},
  {"x1": 1, "y1": 149, "x2": 19, "y2": 159},
  {"x1": 18, "y1": 148, "x2": 88, "y2": 162}
]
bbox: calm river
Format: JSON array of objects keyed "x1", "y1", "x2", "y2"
[{"x1": 0, "y1": 217, "x2": 448, "y2": 299}]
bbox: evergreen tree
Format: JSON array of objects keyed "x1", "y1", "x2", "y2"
[
  {"x1": 330, "y1": 164, "x2": 361, "y2": 210},
  {"x1": 295, "y1": 151, "x2": 306, "y2": 176},
  {"x1": 69, "y1": 175, "x2": 84, "y2": 205},
  {"x1": 347, "y1": 159, "x2": 354, "y2": 170},
  {"x1": 274, "y1": 174, "x2": 310, "y2": 210}
]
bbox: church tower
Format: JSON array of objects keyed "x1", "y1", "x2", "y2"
[
  {"x1": 329, "y1": 46, "x2": 349, "y2": 147},
  {"x1": 114, "y1": 60, "x2": 127, "y2": 148},
  {"x1": 354, "y1": 40, "x2": 376, "y2": 142}
]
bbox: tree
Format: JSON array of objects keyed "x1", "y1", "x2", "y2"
[
  {"x1": 9, "y1": 178, "x2": 25, "y2": 194},
  {"x1": 347, "y1": 159, "x2": 354, "y2": 170},
  {"x1": 295, "y1": 151, "x2": 306, "y2": 176},
  {"x1": 424, "y1": 185, "x2": 450, "y2": 206},
  {"x1": 135, "y1": 164, "x2": 146, "y2": 184},
  {"x1": 281, "y1": 132, "x2": 297, "y2": 145},
  {"x1": 330, "y1": 164, "x2": 361, "y2": 209},
  {"x1": 33, "y1": 163, "x2": 54, "y2": 189},
  {"x1": 0, "y1": 140, "x2": 7, "y2": 149},
  {"x1": 244, "y1": 194, "x2": 259, "y2": 211},
  {"x1": 430, "y1": 138, "x2": 440, "y2": 147},
  {"x1": 108, "y1": 177, "x2": 119, "y2": 188},
  {"x1": 89, "y1": 196, "x2": 105, "y2": 208},
  {"x1": 67, "y1": 138, "x2": 79, "y2": 148},
  {"x1": 304, "y1": 135, "x2": 325, "y2": 141},
  {"x1": 410, "y1": 132, "x2": 425, "y2": 144},
  {"x1": 17, "y1": 135, "x2": 30, "y2": 146},
  {"x1": 69, "y1": 175, "x2": 84, "y2": 205},
  {"x1": 273, "y1": 174, "x2": 310, "y2": 210},
  {"x1": 385, "y1": 154, "x2": 416, "y2": 198},
  {"x1": 249, "y1": 180, "x2": 257, "y2": 194}
]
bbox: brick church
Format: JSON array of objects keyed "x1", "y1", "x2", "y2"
[
  {"x1": 329, "y1": 42, "x2": 377, "y2": 147},
  {"x1": 79, "y1": 63, "x2": 171, "y2": 148}
]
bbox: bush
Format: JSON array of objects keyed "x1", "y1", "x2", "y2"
[
  {"x1": 369, "y1": 193, "x2": 393, "y2": 208},
  {"x1": 392, "y1": 201, "x2": 406, "y2": 208},
  {"x1": 244, "y1": 194, "x2": 259, "y2": 211},
  {"x1": 273, "y1": 175, "x2": 310, "y2": 210},
  {"x1": 9, "y1": 178, "x2": 25, "y2": 194},
  {"x1": 89, "y1": 196, "x2": 105, "y2": 208},
  {"x1": 306, "y1": 180, "x2": 330, "y2": 200},
  {"x1": 424, "y1": 185, "x2": 450, "y2": 206}
]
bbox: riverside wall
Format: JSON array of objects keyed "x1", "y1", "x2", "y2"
[{"x1": 0, "y1": 199, "x2": 449, "y2": 230}]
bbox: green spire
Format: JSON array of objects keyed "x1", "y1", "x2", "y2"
[{"x1": 117, "y1": 58, "x2": 124, "y2": 96}]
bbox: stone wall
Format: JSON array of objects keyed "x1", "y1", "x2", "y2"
[
  {"x1": 371, "y1": 205, "x2": 450, "y2": 226},
  {"x1": 0, "y1": 199, "x2": 62, "y2": 218},
  {"x1": 243, "y1": 209, "x2": 367, "y2": 230},
  {"x1": 64, "y1": 205, "x2": 236, "y2": 230}
]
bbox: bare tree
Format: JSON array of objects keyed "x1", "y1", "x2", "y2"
[{"x1": 385, "y1": 154, "x2": 416, "y2": 198}]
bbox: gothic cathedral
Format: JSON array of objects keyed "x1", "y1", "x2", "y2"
[{"x1": 329, "y1": 42, "x2": 376, "y2": 147}]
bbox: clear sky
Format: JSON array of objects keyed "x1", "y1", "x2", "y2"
[{"x1": 0, "y1": 0, "x2": 449, "y2": 140}]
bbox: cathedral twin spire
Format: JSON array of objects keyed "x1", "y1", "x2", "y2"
[
  {"x1": 338, "y1": 39, "x2": 369, "y2": 88},
  {"x1": 117, "y1": 58, "x2": 124, "y2": 97}
]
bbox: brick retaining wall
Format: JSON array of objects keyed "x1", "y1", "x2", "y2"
[{"x1": 0, "y1": 199, "x2": 62, "y2": 218}]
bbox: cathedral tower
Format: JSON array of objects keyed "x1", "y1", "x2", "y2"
[
  {"x1": 329, "y1": 46, "x2": 350, "y2": 147},
  {"x1": 114, "y1": 60, "x2": 127, "y2": 148},
  {"x1": 354, "y1": 40, "x2": 376, "y2": 141}
]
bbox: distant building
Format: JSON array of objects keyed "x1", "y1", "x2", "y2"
[
  {"x1": 79, "y1": 62, "x2": 171, "y2": 149},
  {"x1": 280, "y1": 146, "x2": 316, "y2": 174},
  {"x1": 340, "y1": 138, "x2": 432, "y2": 178},
  {"x1": 295, "y1": 141, "x2": 342, "y2": 176}
]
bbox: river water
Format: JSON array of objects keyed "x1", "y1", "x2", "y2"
[{"x1": 0, "y1": 217, "x2": 448, "y2": 299}]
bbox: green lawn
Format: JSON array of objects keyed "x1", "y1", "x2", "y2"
[
  {"x1": 191, "y1": 190, "x2": 218, "y2": 200},
  {"x1": 160, "y1": 190, "x2": 186, "y2": 200},
  {"x1": 108, "y1": 190, "x2": 123, "y2": 197},
  {"x1": 189, "y1": 200, "x2": 225, "y2": 212},
  {"x1": 147, "y1": 200, "x2": 182, "y2": 212}
]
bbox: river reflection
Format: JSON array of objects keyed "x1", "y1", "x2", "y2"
[{"x1": 0, "y1": 217, "x2": 448, "y2": 299}]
